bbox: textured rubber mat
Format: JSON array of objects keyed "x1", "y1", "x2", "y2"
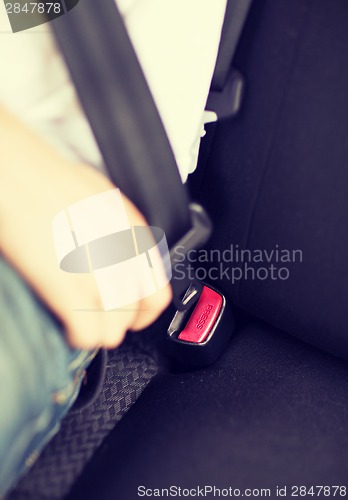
[{"x1": 9, "y1": 337, "x2": 159, "y2": 499}]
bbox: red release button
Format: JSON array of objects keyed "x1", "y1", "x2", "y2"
[{"x1": 178, "y1": 286, "x2": 223, "y2": 344}]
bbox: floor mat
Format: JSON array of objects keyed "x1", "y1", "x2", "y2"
[{"x1": 9, "y1": 336, "x2": 159, "y2": 500}]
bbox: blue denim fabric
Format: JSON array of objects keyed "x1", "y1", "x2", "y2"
[{"x1": 0, "y1": 256, "x2": 94, "y2": 497}]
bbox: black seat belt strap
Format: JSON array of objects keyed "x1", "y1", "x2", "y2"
[
  {"x1": 52, "y1": 0, "x2": 211, "y2": 310},
  {"x1": 52, "y1": 0, "x2": 189, "y2": 247}
]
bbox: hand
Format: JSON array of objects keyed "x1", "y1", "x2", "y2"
[{"x1": 0, "y1": 108, "x2": 172, "y2": 349}]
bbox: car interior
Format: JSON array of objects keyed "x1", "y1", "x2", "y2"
[{"x1": 9, "y1": 0, "x2": 348, "y2": 498}]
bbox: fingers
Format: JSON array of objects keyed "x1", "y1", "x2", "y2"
[
  {"x1": 65, "y1": 310, "x2": 130, "y2": 350},
  {"x1": 63, "y1": 287, "x2": 137, "y2": 350},
  {"x1": 65, "y1": 283, "x2": 172, "y2": 350}
]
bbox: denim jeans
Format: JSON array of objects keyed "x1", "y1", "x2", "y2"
[{"x1": 0, "y1": 256, "x2": 94, "y2": 497}]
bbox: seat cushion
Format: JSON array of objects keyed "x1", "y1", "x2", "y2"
[{"x1": 68, "y1": 317, "x2": 348, "y2": 500}]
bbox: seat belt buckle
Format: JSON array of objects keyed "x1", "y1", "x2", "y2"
[
  {"x1": 166, "y1": 204, "x2": 234, "y2": 368},
  {"x1": 166, "y1": 283, "x2": 234, "y2": 368}
]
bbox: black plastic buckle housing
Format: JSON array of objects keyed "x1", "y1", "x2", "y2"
[
  {"x1": 169, "y1": 203, "x2": 212, "y2": 312},
  {"x1": 166, "y1": 283, "x2": 234, "y2": 368}
]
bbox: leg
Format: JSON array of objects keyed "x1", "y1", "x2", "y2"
[{"x1": 0, "y1": 256, "x2": 94, "y2": 496}]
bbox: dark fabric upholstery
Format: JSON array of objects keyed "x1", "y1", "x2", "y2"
[
  {"x1": 191, "y1": 0, "x2": 348, "y2": 359},
  {"x1": 69, "y1": 318, "x2": 348, "y2": 500}
]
